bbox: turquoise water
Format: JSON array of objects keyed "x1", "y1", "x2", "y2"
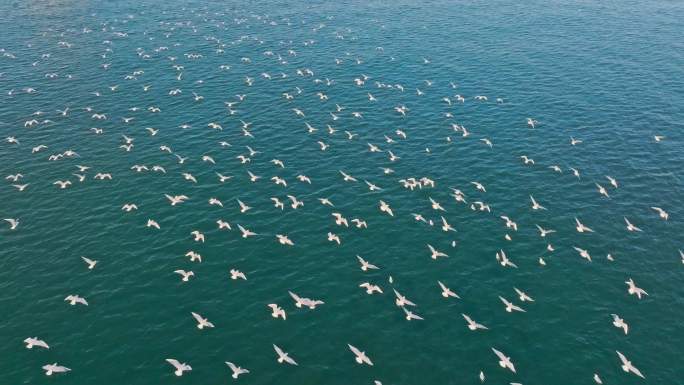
[{"x1": 1, "y1": 0, "x2": 683, "y2": 384}]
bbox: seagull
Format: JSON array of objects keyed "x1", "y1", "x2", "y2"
[
  {"x1": 427, "y1": 244, "x2": 448, "y2": 260},
  {"x1": 4, "y1": 218, "x2": 19, "y2": 230},
  {"x1": 651, "y1": 207, "x2": 668, "y2": 220},
  {"x1": 393, "y1": 289, "x2": 416, "y2": 307},
  {"x1": 359, "y1": 282, "x2": 383, "y2": 294},
  {"x1": 438, "y1": 281, "x2": 460, "y2": 298},
  {"x1": 499, "y1": 296, "x2": 526, "y2": 312},
  {"x1": 165, "y1": 194, "x2": 189, "y2": 206},
  {"x1": 276, "y1": 234, "x2": 294, "y2": 246},
  {"x1": 357, "y1": 255, "x2": 379, "y2": 271},
  {"x1": 379, "y1": 200, "x2": 394, "y2": 216},
  {"x1": 12, "y1": 183, "x2": 29, "y2": 191},
  {"x1": 348, "y1": 344, "x2": 373, "y2": 365},
  {"x1": 191, "y1": 312, "x2": 214, "y2": 329},
  {"x1": 53, "y1": 180, "x2": 72, "y2": 189},
  {"x1": 573, "y1": 246, "x2": 592, "y2": 262},
  {"x1": 611, "y1": 314, "x2": 629, "y2": 334},
  {"x1": 237, "y1": 224, "x2": 256, "y2": 238},
  {"x1": 327, "y1": 232, "x2": 341, "y2": 244},
  {"x1": 535, "y1": 224, "x2": 556, "y2": 237},
  {"x1": 174, "y1": 270, "x2": 194, "y2": 282},
  {"x1": 190, "y1": 230, "x2": 205, "y2": 243},
  {"x1": 340, "y1": 170, "x2": 357, "y2": 182},
  {"x1": 616, "y1": 351, "x2": 645, "y2": 379},
  {"x1": 64, "y1": 295, "x2": 88, "y2": 306},
  {"x1": 42, "y1": 363, "x2": 70, "y2": 376},
  {"x1": 514, "y1": 287, "x2": 534, "y2": 302},
  {"x1": 185, "y1": 251, "x2": 202, "y2": 263},
  {"x1": 596, "y1": 183, "x2": 610, "y2": 198},
  {"x1": 318, "y1": 198, "x2": 334, "y2": 207},
  {"x1": 226, "y1": 362, "x2": 249, "y2": 379},
  {"x1": 273, "y1": 344, "x2": 298, "y2": 365},
  {"x1": 575, "y1": 218, "x2": 594, "y2": 233},
  {"x1": 625, "y1": 278, "x2": 648, "y2": 299},
  {"x1": 230, "y1": 269, "x2": 247, "y2": 280},
  {"x1": 267, "y1": 304, "x2": 287, "y2": 320},
  {"x1": 165, "y1": 359, "x2": 192, "y2": 376},
  {"x1": 471, "y1": 181, "x2": 486, "y2": 192},
  {"x1": 24, "y1": 337, "x2": 49, "y2": 349},
  {"x1": 594, "y1": 373, "x2": 603, "y2": 384},
  {"x1": 81, "y1": 256, "x2": 97, "y2": 269},
  {"x1": 530, "y1": 195, "x2": 546, "y2": 210},
  {"x1": 402, "y1": 307, "x2": 424, "y2": 321},
  {"x1": 237, "y1": 199, "x2": 251, "y2": 213},
  {"x1": 492, "y1": 348, "x2": 516, "y2": 373},
  {"x1": 624, "y1": 217, "x2": 642, "y2": 232},
  {"x1": 462, "y1": 314, "x2": 488, "y2": 330}
]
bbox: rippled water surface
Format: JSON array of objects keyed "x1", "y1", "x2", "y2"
[{"x1": 1, "y1": 0, "x2": 683, "y2": 384}]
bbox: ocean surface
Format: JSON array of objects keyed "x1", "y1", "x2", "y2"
[{"x1": 1, "y1": 0, "x2": 683, "y2": 384}]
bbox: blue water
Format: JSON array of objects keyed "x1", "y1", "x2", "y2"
[{"x1": 1, "y1": 0, "x2": 683, "y2": 384}]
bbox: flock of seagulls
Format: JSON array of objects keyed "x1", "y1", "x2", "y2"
[{"x1": 1, "y1": 3, "x2": 679, "y2": 385}]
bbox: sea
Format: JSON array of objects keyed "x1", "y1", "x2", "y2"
[{"x1": 1, "y1": 0, "x2": 683, "y2": 384}]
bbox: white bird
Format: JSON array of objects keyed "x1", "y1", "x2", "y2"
[
  {"x1": 357, "y1": 255, "x2": 379, "y2": 271},
  {"x1": 340, "y1": 170, "x2": 357, "y2": 182},
  {"x1": 42, "y1": 363, "x2": 70, "y2": 376},
  {"x1": 402, "y1": 307, "x2": 424, "y2": 321},
  {"x1": 499, "y1": 296, "x2": 525, "y2": 312},
  {"x1": 327, "y1": 232, "x2": 341, "y2": 244},
  {"x1": 237, "y1": 199, "x2": 251, "y2": 213},
  {"x1": 573, "y1": 246, "x2": 593, "y2": 262},
  {"x1": 166, "y1": 359, "x2": 192, "y2": 376},
  {"x1": 4, "y1": 218, "x2": 19, "y2": 230},
  {"x1": 230, "y1": 269, "x2": 247, "y2": 280},
  {"x1": 190, "y1": 230, "x2": 205, "y2": 243},
  {"x1": 273, "y1": 344, "x2": 298, "y2": 365},
  {"x1": 379, "y1": 200, "x2": 394, "y2": 216},
  {"x1": 165, "y1": 194, "x2": 189, "y2": 206},
  {"x1": 427, "y1": 244, "x2": 448, "y2": 260},
  {"x1": 492, "y1": 348, "x2": 516, "y2": 373},
  {"x1": 53, "y1": 180, "x2": 72, "y2": 189},
  {"x1": 359, "y1": 282, "x2": 383, "y2": 294},
  {"x1": 268, "y1": 304, "x2": 287, "y2": 320},
  {"x1": 64, "y1": 295, "x2": 88, "y2": 306},
  {"x1": 174, "y1": 270, "x2": 194, "y2": 282},
  {"x1": 625, "y1": 278, "x2": 648, "y2": 299},
  {"x1": 438, "y1": 281, "x2": 460, "y2": 298},
  {"x1": 185, "y1": 251, "x2": 202, "y2": 263},
  {"x1": 81, "y1": 256, "x2": 97, "y2": 270},
  {"x1": 191, "y1": 312, "x2": 214, "y2": 329},
  {"x1": 624, "y1": 217, "x2": 642, "y2": 232},
  {"x1": 348, "y1": 344, "x2": 373, "y2": 365},
  {"x1": 616, "y1": 351, "x2": 645, "y2": 379},
  {"x1": 226, "y1": 362, "x2": 250, "y2": 379},
  {"x1": 237, "y1": 224, "x2": 256, "y2": 238},
  {"x1": 276, "y1": 234, "x2": 294, "y2": 246},
  {"x1": 514, "y1": 287, "x2": 534, "y2": 302},
  {"x1": 575, "y1": 217, "x2": 594, "y2": 233},
  {"x1": 535, "y1": 224, "x2": 556, "y2": 237},
  {"x1": 651, "y1": 207, "x2": 668, "y2": 220},
  {"x1": 594, "y1": 373, "x2": 603, "y2": 384},
  {"x1": 393, "y1": 289, "x2": 416, "y2": 307},
  {"x1": 611, "y1": 313, "x2": 629, "y2": 334},
  {"x1": 462, "y1": 314, "x2": 488, "y2": 331},
  {"x1": 24, "y1": 337, "x2": 50, "y2": 349},
  {"x1": 530, "y1": 195, "x2": 546, "y2": 210}
]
